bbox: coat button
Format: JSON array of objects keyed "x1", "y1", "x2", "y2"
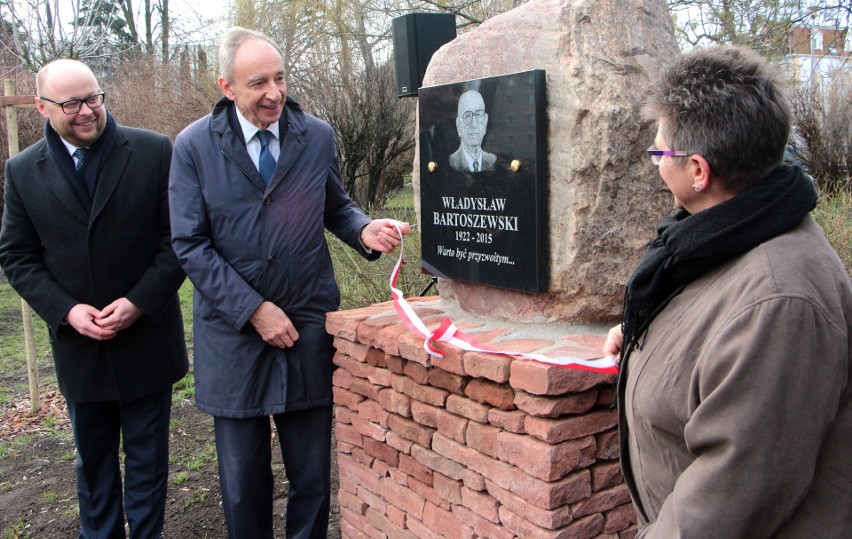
[
  {"x1": 267, "y1": 255, "x2": 276, "y2": 263},
  {"x1": 264, "y1": 197, "x2": 272, "y2": 205}
]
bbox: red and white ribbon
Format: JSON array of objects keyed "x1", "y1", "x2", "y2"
[{"x1": 389, "y1": 226, "x2": 619, "y2": 374}]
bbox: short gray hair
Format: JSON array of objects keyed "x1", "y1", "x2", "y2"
[
  {"x1": 218, "y1": 26, "x2": 285, "y2": 83},
  {"x1": 644, "y1": 45, "x2": 791, "y2": 193}
]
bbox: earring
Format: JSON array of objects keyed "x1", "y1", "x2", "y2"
[{"x1": 692, "y1": 183, "x2": 704, "y2": 191}]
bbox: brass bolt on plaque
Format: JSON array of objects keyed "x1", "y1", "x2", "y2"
[
  {"x1": 510, "y1": 159, "x2": 521, "y2": 172},
  {"x1": 428, "y1": 161, "x2": 437, "y2": 172}
]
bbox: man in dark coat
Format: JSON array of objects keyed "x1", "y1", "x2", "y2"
[
  {"x1": 169, "y1": 27, "x2": 410, "y2": 538},
  {"x1": 0, "y1": 59, "x2": 188, "y2": 538}
]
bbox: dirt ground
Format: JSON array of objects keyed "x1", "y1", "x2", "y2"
[{"x1": 0, "y1": 389, "x2": 342, "y2": 538}]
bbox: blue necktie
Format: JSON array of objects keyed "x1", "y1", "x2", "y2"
[
  {"x1": 256, "y1": 130, "x2": 276, "y2": 185},
  {"x1": 74, "y1": 147, "x2": 89, "y2": 173}
]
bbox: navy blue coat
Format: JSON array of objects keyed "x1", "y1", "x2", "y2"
[{"x1": 169, "y1": 97, "x2": 377, "y2": 417}]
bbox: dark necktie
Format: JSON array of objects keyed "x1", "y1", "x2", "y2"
[
  {"x1": 473, "y1": 160, "x2": 480, "y2": 172},
  {"x1": 74, "y1": 147, "x2": 89, "y2": 173},
  {"x1": 256, "y1": 130, "x2": 276, "y2": 185}
]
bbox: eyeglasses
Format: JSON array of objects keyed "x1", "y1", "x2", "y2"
[
  {"x1": 39, "y1": 92, "x2": 106, "y2": 115},
  {"x1": 647, "y1": 145, "x2": 689, "y2": 165},
  {"x1": 460, "y1": 110, "x2": 487, "y2": 126}
]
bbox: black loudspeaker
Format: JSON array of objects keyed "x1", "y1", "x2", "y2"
[{"x1": 392, "y1": 13, "x2": 457, "y2": 97}]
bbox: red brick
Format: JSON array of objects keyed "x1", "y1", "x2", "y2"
[
  {"x1": 338, "y1": 489, "x2": 368, "y2": 514},
  {"x1": 338, "y1": 474, "x2": 358, "y2": 495},
  {"x1": 357, "y1": 313, "x2": 401, "y2": 345},
  {"x1": 510, "y1": 359, "x2": 615, "y2": 396},
  {"x1": 463, "y1": 351, "x2": 512, "y2": 383},
  {"x1": 338, "y1": 507, "x2": 373, "y2": 539},
  {"x1": 326, "y1": 309, "x2": 370, "y2": 340},
  {"x1": 333, "y1": 367, "x2": 354, "y2": 389},
  {"x1": 350, "y1": 445, "x2": 373, "y2": 466},
  {"x1": 364, "y1": 346, "x2": 387, "y2": 368},
  {"x1": 410, "y1": 400, "x2": 440, "y2": 428},
  {"x1": 362, "y1": 363, "x2": 392, "y2": 387},
  {"x1": 410, "y1": 443, "x2": 466, "y2": 480},
  {"x1": 351, "y1": 415, "x2": 387, "y2": 442},
  {"x1": 464, "y1": 378, "x2": 515, "y2": 410},
  {"x1": 387, "y1": 413, "x2": 435, "y2": 447},
  {"x1": 597, "y1": 384, "x2": 616, "y2": 406},
  {"x1": 422, "y1": 501, "x2": 475, "y2": 539},
  {"x1": 427, "y1": 368, "x2": 468, "y2": 395},
  {"x1": 492, "y1": 338, "x2": 556, "y2": 353},
  {"x1": 562, "y1": 513, "x2": 606, "y2": 539},
  {"x1": 337, "y1": 441, "x2": 354, "y2": 455},
  {"x1": 357, "y1": 484, "x2": 387, "y2": 514},
  {"x1": 403, "y1": 360, "x2": 430, "y2": 384},
  {"x1": 406, "y1": 515, "x2": 443, "y2": 539},
  {"x1": 571, "y1": 484, "x2": 632, "y2": 518},
  {"x1": 497, "y1": 431, "x2": 597, "y2": 481},
  {"x1": 335, "y1": 404, "x2": 354, "y2": 424},
  {"x1": 348, "y1": 377, "x2": 383, "y2": 401},
  {"x1": 466, "y1": 421, "x2": 500, "y2": 458},
  {"x1": 371, "y1": 457, "x2": 389, "y2": 478},
  {"x1": 338, "y1": 453, "x2": 382, "y2": 494},
  {"x1": 463, "y1": 469, "x2": 486, "y2": 491},
  {"x1": 554, "y1": 333, "x2": 607, "y2": 355},
  {"x1": 452, "y1": 504, "x2": 515, "y2": 539},
  {"x1": 488, "y1": 408, "x2": 527, "y2": 433},
  {"x1": 430, "y1": 343, "x2": 467, "y2": 375},
  {"x1": 409, "y1": 476, "x2": 450, "y2": 510},
  {"x1": 377, "y1": 388, "x2": 411, "y2": 417},
  {"x1": 388, "y1": 466, "x2": 408, "y2": 486},
  {"x1": 436, "y1": 408, "x2": 469, "y2": 443},
  {"x1": 514, "y1": 389, "x2": 599, "y2": 418},
  {"x1": 391, "y1": 374, "x2": 449, "y2": 407},
  {"x1": 591, "y1": 461, "x2": 624, "y2": 491},
  {"x1": 333, "y1": 337, "x2": 371, "y2": 361},
  {"x1": 386, "y1": 430, "x2": 414, "y2": 454},
  {"x1": 434, "y1": 472, "x2": 463, "y2": 505},
  {"x1": 620, "y1": 525, "x2": 638, "y2": 539},
  {"x1": 374, "y1": 323, "x2": 412, "y2": 357},
  {"x1": 604, "y1": 503, "x2": 637, "y2": 533},
  {"x1": 486, "y1": 479, "x2": 574, "y2": 529},
  {"x1": 497, "y1": 505, "x2": 564, "y2": 539},
  {"x1": 333, "y1": 387, "x2": 365, "y2": 411},
  {"x1": 446, "y1": 394, "x2": 489, "y2": 423},
  {"x1": 333, "y1": 352, "x2": 369, "y2": 378},
  {"x1": 399, "y1": 453, "x2": 434, "y2": 486},
  {"x1": 335, "y1": 423, "x2": 363, "y2": 448},
  {"x1": 596, "y1": 429, "x2": 620, "y2": 460},
  {"x1": 460, "y1": 486, "x2": 500, "y2": 523},
  {"x1": 365, "y1": 506, "x2": 416, "y2": 539},
  {"x1": 363, "y1": 436, "x2": 399, "y2": 467},
  {"x1": 384, "y1": 353, "x2": 405, "y2": 374},
  {"x1": 357, "y1": 399, "x2": 390, "y2": 427},
  {"x1": 386, "y1": 504, "x2": 407, "y2": 528},
  {"x1": 398, "y1": 330, "x2": 431, "y2": 366},
  {"x1": 525, "y1": 409, "x2": 618, "y2": 443},
  {"x1": 381, "y1": 476, "x2": 426, "y2": 519}
]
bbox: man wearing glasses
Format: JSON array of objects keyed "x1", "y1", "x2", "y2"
[
  {"x1": 449, "y1": 89, "x2": 498, "y2": 173},
  {"x1": 0, "y1": 59, "x2": 187, "y2": 538}
]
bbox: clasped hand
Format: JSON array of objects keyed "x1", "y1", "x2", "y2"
[
  {"x1": 66, "y1": 298, "x2": 143, "y2": 340},
  {"x1": 360, "y1": 218, "x2": 413, "y2": 253}
]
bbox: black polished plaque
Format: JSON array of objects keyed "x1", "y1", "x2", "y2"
[{"x1": 419, "y1": 70, "x2": 548, "y2": 293}]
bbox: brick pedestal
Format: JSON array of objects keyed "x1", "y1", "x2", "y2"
[{"x1": 326, "y1": 297, "x2": 637, "y2": 538}]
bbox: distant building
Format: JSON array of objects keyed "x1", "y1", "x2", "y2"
[{"x1": 783, "y1": 25, "x2": 851, "y2": 87}]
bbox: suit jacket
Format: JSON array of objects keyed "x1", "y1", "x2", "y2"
[
  {"x1": 448, "y1": 146, "x2": 497, "y2": 172},
  {"x1": 0, "y1": 124, "x2": 188, "y2": 403},
  {"x1": 169, "y1": 97, "x2": 377, "y2": 418}
]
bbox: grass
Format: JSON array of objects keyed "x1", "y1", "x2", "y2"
[{"x1": 814, "y1": 188, "x2": 852, "y2": 276}]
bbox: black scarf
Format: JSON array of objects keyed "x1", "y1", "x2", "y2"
[
  {"x1": 44, "y1": 112, "x2": 119, "y2": 214},
  {"x1": 619, "y1": 164, "x2": 817, "y2": 367}
]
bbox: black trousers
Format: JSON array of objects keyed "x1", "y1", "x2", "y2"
[
  {"x1": 214, "y1": 405, "x2": 333, "y2": 539},
  {"x1": 66, "y1": 387, "x2": 173, "y2": 539}
]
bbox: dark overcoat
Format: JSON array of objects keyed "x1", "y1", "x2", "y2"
[
  {"x1": 0, "y1": 125, "x2": 188, "y2": 403},
  {"x1": 169, "y1": 97, "x2": 376, "y2": 418}
]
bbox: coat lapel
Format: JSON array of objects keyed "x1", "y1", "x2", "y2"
[
  {"x1": 36, "y1": 145, "x2": 89, "y2": 224},
  {"x1": 90, "y1": 136, "x2": 131, "y2": 225}
]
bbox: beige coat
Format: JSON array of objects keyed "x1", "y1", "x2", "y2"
[{"x1": 618, "y1": 217, "x2": 852, "y2": 538}]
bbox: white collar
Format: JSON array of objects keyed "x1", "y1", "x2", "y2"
[{"x1": 235, "y1": 106, "x2": 280, "y2": 144}]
